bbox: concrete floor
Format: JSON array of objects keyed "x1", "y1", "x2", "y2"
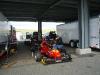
[{"x1": 0, "y1": 42, "x2": 100, "y2": 75}]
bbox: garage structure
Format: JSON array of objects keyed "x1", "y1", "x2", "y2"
[{"x1": 0, "y1": 0, "x2": 100, "y2": 50}]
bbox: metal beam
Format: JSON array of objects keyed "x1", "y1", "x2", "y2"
[
  {"x1": 0, "y1": 5, "x2": 77, "y2": 13},
  {"x1": 49, "y1": 0, "x2": 62, "y2": 9},
  {"x1": 40, "y1": 0, "x2": 62, "y2": 17},
  {"x1": 0, "y1": 7, "x2": 42, "y2": 11},
  {"x1": 62, "y1": 0, "x2": 78, "y2": 4},
  {"x1": 0, "y1": 0, "x2": 50, "y2": 5},
  {"x1": 0, "y1": 1, "x2": 49, "y2": 8},
  {"x1": 0, "y1": 11, "x2": 39, "y2": 14},
  {"x1": 7, "y1": 15, "x2": 77, "y2": 22},
  {"x1": 5, "y1": 11, "x2": 76, "y2": 17},
  {"x1": 58, "y1": 4, "x2": 78, "y2": 8},
  {"x1": 7, "y1": 18, "x2": 37, "y2": 21},
  {"x1": 3, "y1": 13, "x2": 38, "y2": 17}
]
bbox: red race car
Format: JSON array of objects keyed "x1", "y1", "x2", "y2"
[{"x1": 34, "y1": 39, "x2": 72, "y2": 65}]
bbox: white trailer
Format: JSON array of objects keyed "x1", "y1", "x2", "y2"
[
  {"x1": 57, "y1": 16, "x2": 100, "y2": 49},
  {"x1": 0, "y1": 12, "x2": 10, "y2": 44},
  {"x1": 0, "y1": 12, "x2": 10, "y2": 57}
]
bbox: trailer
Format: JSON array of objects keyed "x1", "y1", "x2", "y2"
[
  {"x1": 0, "y1": 12, "x2": 17, "y2": 64},
  {"x1": 57, "y1": 16, "x2": 100, "y2": 49},
  {"x1": 0, "y1": 12, "x2": 10, "y2": 63}
]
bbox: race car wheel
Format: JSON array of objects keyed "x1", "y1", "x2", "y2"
[
  {"x1": 66, "y1": 54, "x2": 72, "y2": 61},
  {"x1": 34, "y1": 52, "x2": 41, "y2": 62},
  {"x1": 63, "y1": 53, "x2": 72, "y2": 62}
]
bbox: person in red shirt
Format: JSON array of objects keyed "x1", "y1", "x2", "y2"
[{"x1": 40, "y1": 38, "x2": 51, "y2": 56}]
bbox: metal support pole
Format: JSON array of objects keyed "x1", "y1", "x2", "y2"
[
  {"x1": 78, "y1": 0, "x2": 89, "y2": 48},
  {"x1": 38, "y1": 20, "x2": 42, "y2": 44}
]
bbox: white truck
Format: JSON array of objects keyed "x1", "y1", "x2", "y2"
[{"x1": 57, "y1": 16, "x2": 100, "y2": 49}]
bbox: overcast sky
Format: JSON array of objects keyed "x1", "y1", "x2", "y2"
[{"x1": 9, "y1": 21, "x2": 64, "y2": 30}]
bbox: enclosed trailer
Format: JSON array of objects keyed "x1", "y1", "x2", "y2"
[
  {"x1": 0, "y1": 12, "x2": 10, "y2": 62},
  {"x1": 57, "y1": 16, "x2": 100, "y2": 49}
]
